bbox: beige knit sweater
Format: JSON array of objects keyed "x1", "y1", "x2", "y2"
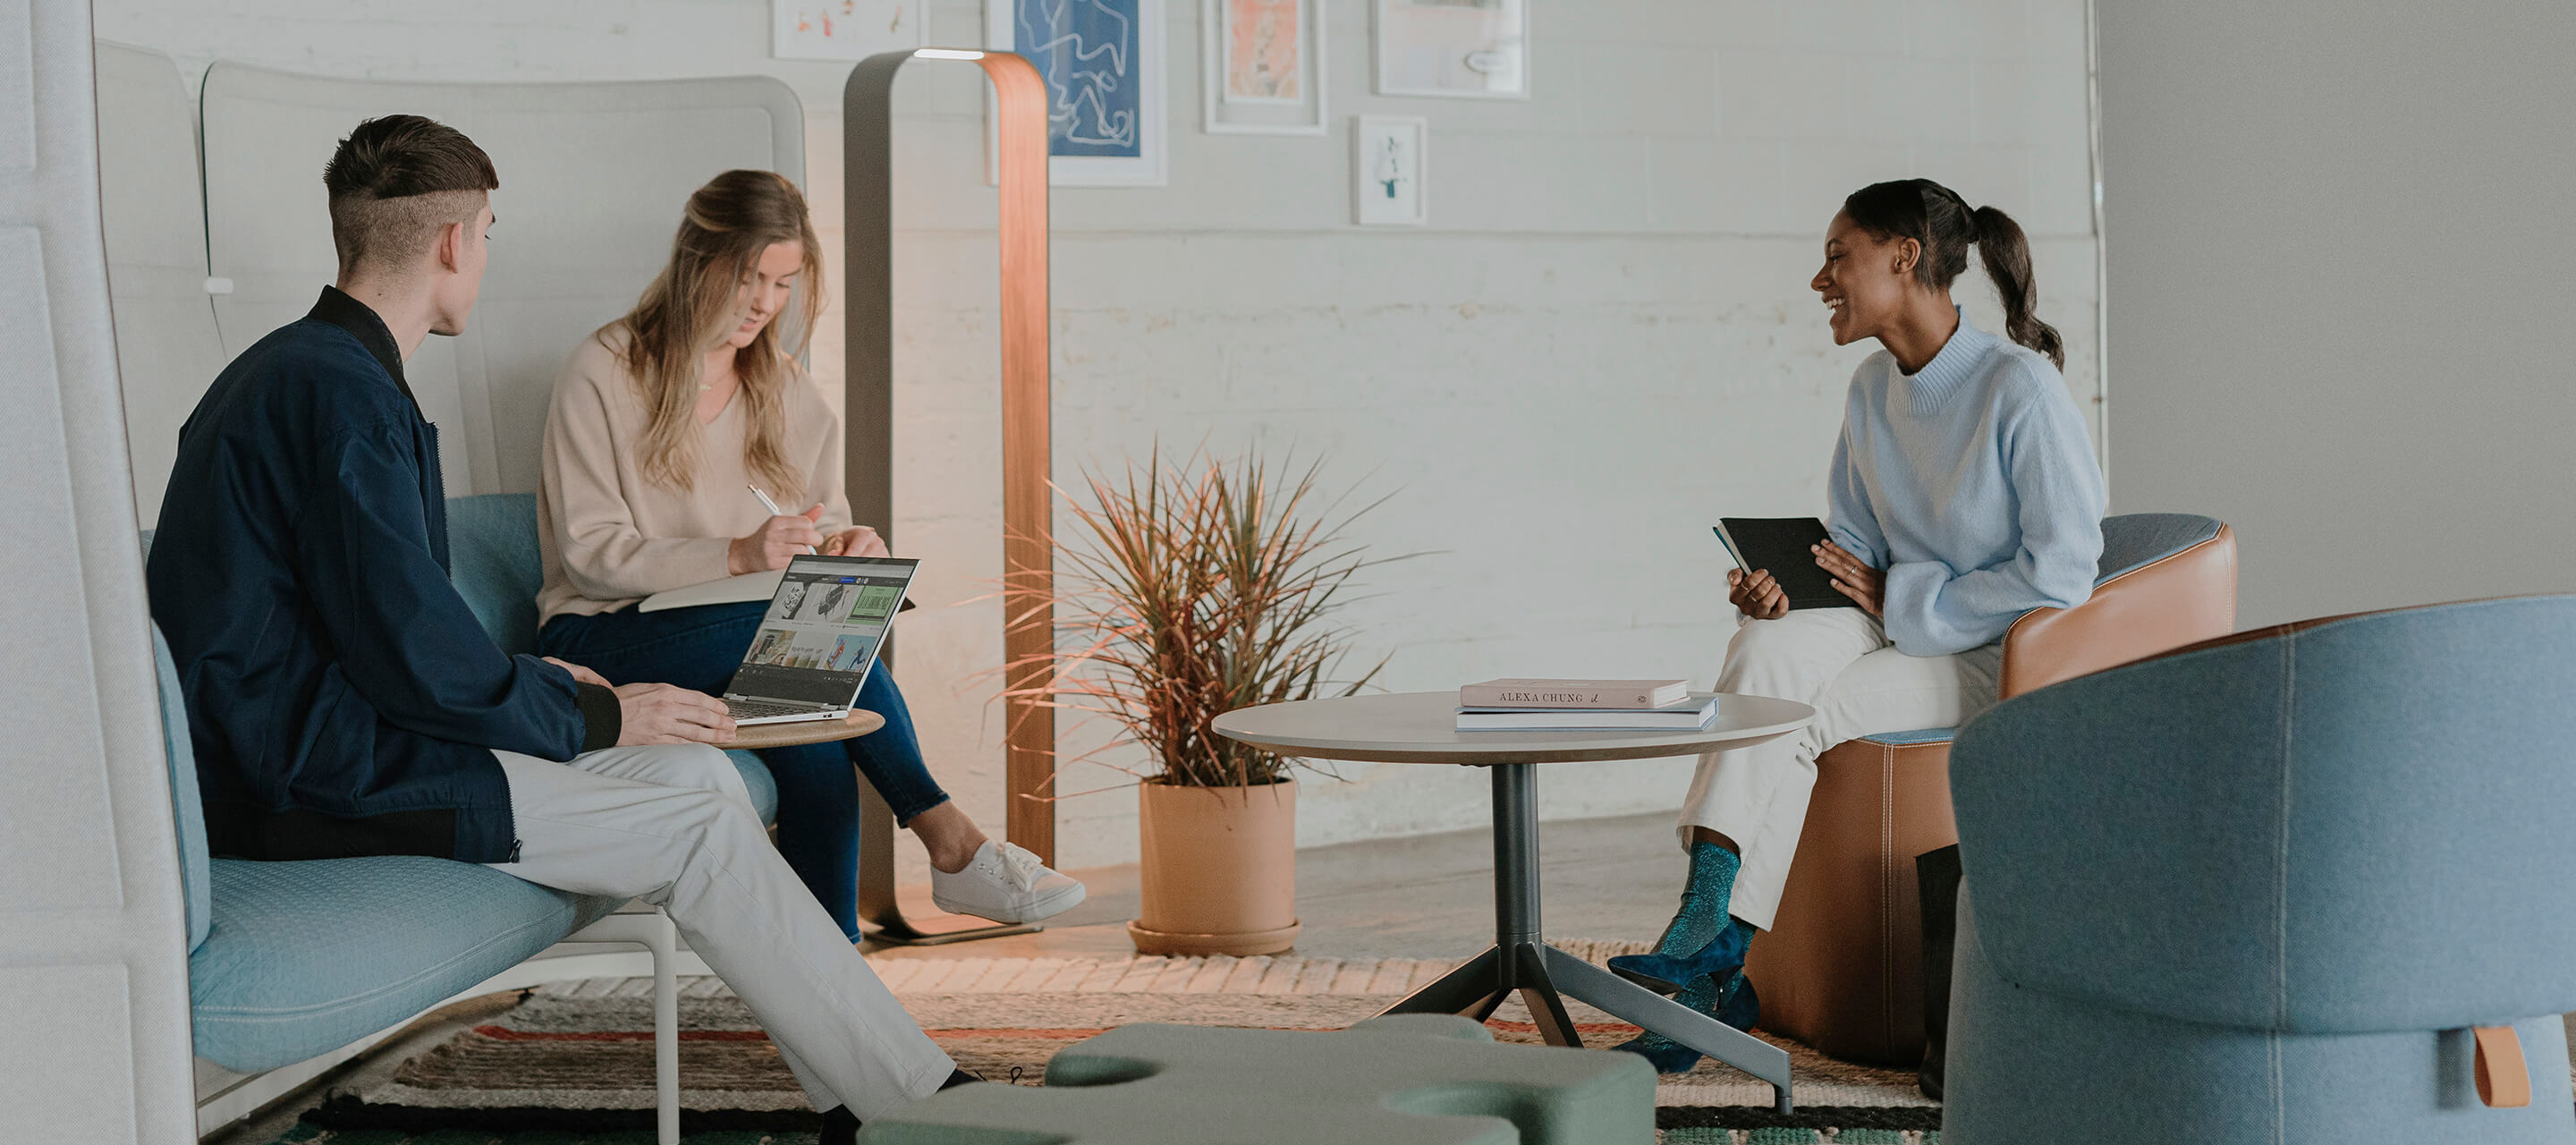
[{"x1": 536, "y1": 331, "x2": 853, "y2": 624}]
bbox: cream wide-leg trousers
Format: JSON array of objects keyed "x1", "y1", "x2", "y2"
[
  {"x1": 1677, "y1": 607, "x2": 2004, "y2": 932},
  {"x1": 485, "y1": 744, "x2": 955, "y2": 1120}
]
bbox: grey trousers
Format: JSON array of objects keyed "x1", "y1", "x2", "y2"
[{"x1": 486, "y1": 743, "x2": 954, "y2": 1119}]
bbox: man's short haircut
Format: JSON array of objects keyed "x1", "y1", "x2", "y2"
[{"x1": 322, "y1": 114, "x2": 499, "y2": 276}]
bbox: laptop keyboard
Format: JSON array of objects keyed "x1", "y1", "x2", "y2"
[{"x1": 726, "y1": 699, "x2": 825, "y2": 721}]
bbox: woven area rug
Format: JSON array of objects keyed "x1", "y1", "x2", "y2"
[{"x1": 297, "y1": 942, "x2": 1938, "y2": 1145}]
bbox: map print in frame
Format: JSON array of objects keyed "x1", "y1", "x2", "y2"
[{"x1": 991, "y1": 0, "x2": 1170, "y2": 184}]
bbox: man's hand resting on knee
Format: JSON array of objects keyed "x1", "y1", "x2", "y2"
[{"x1": 615, "y1": 683, "x2": 738, "y2": 745}]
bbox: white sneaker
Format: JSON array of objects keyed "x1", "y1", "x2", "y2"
[{"x1": 929, "y1": 840, "x2": 1087, "y2": 924}]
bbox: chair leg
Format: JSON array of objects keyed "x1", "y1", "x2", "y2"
[
  {"x1": 560, "y1": 910, "x2": 685, "y2": 1144},
  {"x1": 649, "y1": 911, "x2": 680, "y2": 1145}
]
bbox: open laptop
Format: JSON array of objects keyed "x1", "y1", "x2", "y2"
[{"x1": 723, "y1": 554, "x2": 919, "y2": 725}]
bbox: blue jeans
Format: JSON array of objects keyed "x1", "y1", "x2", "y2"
[{"x1": 538, "y1": 601, "x2": 953, "y2": 941}]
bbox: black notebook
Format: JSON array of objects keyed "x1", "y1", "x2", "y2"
[{"x1": 1712, "y1": 517, "x2": 1856, "y2": 611}]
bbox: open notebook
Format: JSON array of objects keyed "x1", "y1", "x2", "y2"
[{"x1": 640, "y1": 569, "x2": 917, "y2": 615}]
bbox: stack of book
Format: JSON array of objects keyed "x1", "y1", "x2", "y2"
[{"x1": 1455, "y1": 677, "x2": 1717, "y2": 731}]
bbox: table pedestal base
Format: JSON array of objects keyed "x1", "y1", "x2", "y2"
[{"x1": 1375, "y1": 763, "x2": 1793, "y2": 1114}]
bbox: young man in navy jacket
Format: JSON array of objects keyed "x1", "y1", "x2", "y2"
[{"x1": 148, "y1": 115, "x2": 965, "y2": 1132}]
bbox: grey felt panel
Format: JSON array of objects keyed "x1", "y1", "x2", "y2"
[
  {"x1": 198, "y1": 64, "x2": 805, "y2": 495},
  {"x1": 1, "y1": 2, "x2": 199, "y2": 1133}
]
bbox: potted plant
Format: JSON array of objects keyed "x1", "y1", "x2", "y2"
[{"x1": 1014, "y1": 449, "x2": 1390, "y2": 956}]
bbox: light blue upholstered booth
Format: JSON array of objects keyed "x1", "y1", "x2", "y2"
[
  {"x1": 1945, "y1": 597, "x2": 2576, "y2": 1142},
  {"x1": 445, "y1": 493, "x2": 778, "y2": 822},
  {"x1": 90, "y1": 44, "x2": 810, "y2": 1138},
  {"x1": 162, "y1": 493, "x2": 775, "y2": 1075},
  {"x1": 1745, "y1": 513, "x2": 2239, "y2": 1064}
]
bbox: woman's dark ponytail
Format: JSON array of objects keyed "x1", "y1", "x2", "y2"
[
  {"x1": 1968, "y1": 205, "x2": 2062, "y2": 369},
  {"x1": 1841, "y1": 179, "x2": 2063, "y2": 369}
]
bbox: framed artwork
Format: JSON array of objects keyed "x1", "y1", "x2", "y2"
[
  {"x1": 987, "y1": 0, "x2": 1170, "y2": 186},
  {"x1": 1202, "y1": 0, "x2": 1326, "y2": 135},
  {"x1": 1353, "y1": 115, "x2": 1428, "y2": 225},
  {"x1": 1373, "y1": 0, "x2": 1529, "y2": 99},
  {"x1": 772, "y1": 0, "x2": 929, "y2": 60}
]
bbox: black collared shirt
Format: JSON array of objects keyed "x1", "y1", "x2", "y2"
[
  {"x1": 146, "y1": 287, "x2": 621, "y2": 862},
  {"x1": 307, "y1": 284, "x2": 417, "y2": 408}
]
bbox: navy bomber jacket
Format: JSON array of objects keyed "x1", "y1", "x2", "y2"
[{"x1": 147, "y1": 287, "x2": 621, "y2": 862}]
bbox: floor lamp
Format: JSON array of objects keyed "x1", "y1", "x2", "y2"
[{"x1": 843, "y1": 48, "x2": 1056, "y2": 945}]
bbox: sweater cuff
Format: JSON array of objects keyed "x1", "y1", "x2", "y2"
[
  {"x1": 574, "y1": 683, "x2": 623, "y2": 753},
  {"x1": 1880, "y1": 561, "x2": 1951, "y2": 651},
  {"x1": 685, "y1": 536, "x2": 736, "y2": 585}
]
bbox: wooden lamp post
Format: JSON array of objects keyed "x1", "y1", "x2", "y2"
[{"x1": 843, "y1": 48, "x2": 1055, "y2": 944}]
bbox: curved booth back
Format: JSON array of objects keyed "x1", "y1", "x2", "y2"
[
  {"x1": 190, "y1": 63, "x2": 806, "y2": 497},
  {"x1": 1954, "y1": 594, "x2": 2576, "y2": 1034},
  {"x1": 445, "y1": 493, "x2": 547, "y2": 657}
]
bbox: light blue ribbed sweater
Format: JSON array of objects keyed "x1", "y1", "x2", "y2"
[{"x1": 1825, "y1": 311, "x2": 2106, "y2": 657}]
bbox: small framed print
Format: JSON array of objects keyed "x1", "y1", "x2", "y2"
[
  {"x1": 1353, "y1": 115, "x2": 1428, "y2": 225},
  {"x1": 1204, "y1": 0, "x2": 1326, "y2": 135},
  {"x1": 773, "y1": 0, "x2": 928, "y2": 60},
  {"x1": 1374, "y1": 0, "x2": 1529, "y2": 100},
  {"x1": 987, "y1": 0, "x2": 1170, "y2": 186}
]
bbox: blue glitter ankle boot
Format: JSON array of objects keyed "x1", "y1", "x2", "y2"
[
  {"x1": 1608, "y1": 969, "x2": 1759, "y2": 1074},
  {"x1": 1609, "y1": 842, "x2": 1750, "y2": 994},
  {"x1": 1610, "y1": 917, "x2": 1753, "y2": 994}
]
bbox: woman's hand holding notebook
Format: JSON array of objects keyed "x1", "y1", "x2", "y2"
[{"x1": 1711, "y1": 518, "x2": 1860, "y2": 613}]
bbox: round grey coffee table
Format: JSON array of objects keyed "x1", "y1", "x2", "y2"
[{"x1": 1211, "y1": 691, "x2": 1816, "y2": 1113}]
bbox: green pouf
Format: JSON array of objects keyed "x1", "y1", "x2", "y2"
[{"x1": 856, "y1": 1014, "x2": 1656, "y2": 1144}]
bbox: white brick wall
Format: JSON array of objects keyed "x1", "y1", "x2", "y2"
[{"x1": 99, "y1": 0, "x2": 2101, "y2": 880}]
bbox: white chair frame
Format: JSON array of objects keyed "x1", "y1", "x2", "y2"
[{"x1": 194, "y1": 908, "x2": 699, "y2": 1144}]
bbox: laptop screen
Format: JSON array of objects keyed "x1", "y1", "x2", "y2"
[{"x1": 730, "y1": 556, "x2": 918, "y2": 708}]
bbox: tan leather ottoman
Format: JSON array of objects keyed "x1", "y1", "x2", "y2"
[{"x1": 1742, "y1": 728, "x2": 1956, "y2": 1067}]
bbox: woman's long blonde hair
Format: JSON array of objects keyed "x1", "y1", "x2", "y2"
[{"x1": 604, "y1": 169, "x2": 825, "y2": 497}]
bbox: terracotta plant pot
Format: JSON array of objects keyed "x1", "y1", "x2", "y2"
[{"x1": 1129, "y1": 778, "x2": 1301, "y2": 956}]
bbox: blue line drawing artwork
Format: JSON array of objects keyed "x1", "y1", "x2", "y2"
[{"x1": 1015, "y1": 0, "x2": 1144, "y2": 158}]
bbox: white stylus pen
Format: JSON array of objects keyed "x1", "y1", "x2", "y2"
[{"x1": 746, "y1": 483, "x2": 818, "y2": 556}]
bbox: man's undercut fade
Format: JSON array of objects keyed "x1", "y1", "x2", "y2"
[{"x1": 323, "y1": 114, "x2": 499, "y2": 277}]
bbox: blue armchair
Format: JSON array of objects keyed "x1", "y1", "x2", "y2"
[{"x1": 1944, "y1": 596, "x2": 2576, "y2": 1142}]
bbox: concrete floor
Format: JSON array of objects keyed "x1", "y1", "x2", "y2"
[
  {"x1": 209, "y1": 811, "x2": 1687, "y2": 1142},
  {"x1": 865, "y1": 810, "x2": 1683, "y2": 963}
]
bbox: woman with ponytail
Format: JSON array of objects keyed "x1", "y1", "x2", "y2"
[
  {"x1": 534, "y1": 170, "x2": 1085, "y2": 943},
  {"x1": 1607, "y1": 179, "x2": 2105, "y2": 1073}
]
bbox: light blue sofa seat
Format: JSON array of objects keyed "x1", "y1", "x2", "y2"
[
  {"x1": 191, "y1": 855, "x2": 627, "y2": 1070},
  {"x1": 1945, "y1": 596, "x2": 2576, "y2": 1142},
  {"x1": 165, "y1": 492, "x2": 778, "y2": 1072}
]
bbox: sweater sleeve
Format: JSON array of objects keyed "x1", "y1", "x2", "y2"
[
  {"x1": 1823, "y1": 421, "x2": 1890, "y2": 571},
  {"x1": 542, "y1": 344, "x2": 734, "y2": 600},
  {"x1": 1879, "y1": 371, "x2": 2106, "y2": 656}
]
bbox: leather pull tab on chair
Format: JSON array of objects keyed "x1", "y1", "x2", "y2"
[{"x1": 2473, "y1": 1025, "x2": 2531, "y2": 1108}]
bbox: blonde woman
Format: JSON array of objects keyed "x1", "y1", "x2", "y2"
[{"x1": 535, "y1": 170, "x2": 1083, "y2": 939}]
